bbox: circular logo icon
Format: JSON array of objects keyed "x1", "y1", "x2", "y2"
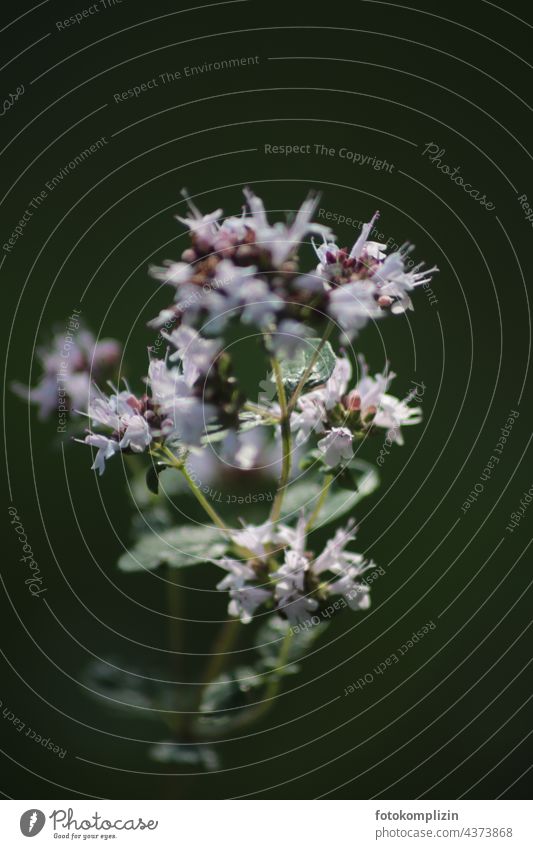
[{"x1": 20, "y1": 810, "x2": 46, "y2": 837}]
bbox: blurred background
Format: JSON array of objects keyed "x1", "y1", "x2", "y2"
[{"x1": 1, "y1": 0, "x2": 532, "y2": 799}]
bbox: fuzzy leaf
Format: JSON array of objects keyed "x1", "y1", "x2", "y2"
[
  {"x1": 200, "y1": 666, "x2": 264, "y2": 716},
  {"x1": 280, "y1": 459, "x2": 379, "y2": 527},
  {"x1": 145, "y1": 462, "x2": 169, "y2": 495},
  {"x1": 278, "y1": 338, "x2": 337, "y2": 394},
  {"x1": 118, "y1": 524, "x2": 227, "y2": 572}
]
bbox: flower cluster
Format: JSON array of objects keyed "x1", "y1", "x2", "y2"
[
  {"x1": 78, "y1": 326, "x2": 241, "y2": 474},
  {"x1": 12, "y1": 327, "x2": 121, "y2": 420},
  {"x1": 315, "y1": 211, "x2": 439, "y2": 338},
  {"x1": 149, "y1": 192, "x2": 437, "y2": 351},
  {"x1": 149, "y1": 188, "x2": 338, "y2": 356},
  {"x1": 215, "y1": 515, "x2": 373, "y2": 625},
  {"x1": 15, "y1": 187, "x2": 438, "y2": 635},
  {"x1": 291, "y1": 354, "x2": 423, "y2": 468}
]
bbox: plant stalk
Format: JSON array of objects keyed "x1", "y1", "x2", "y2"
[
  {"x1": 270, "y1": 356, "x2": 292, "y2": 523},
  {"x1": 287, "y1": 322, "x2": 333, "y2": 414},
  {"x1": 305, "y1": 473, "x2": 333, "y2": 532}
]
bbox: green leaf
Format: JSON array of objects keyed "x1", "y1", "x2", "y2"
[
  {"x1": 277, "y1": 338, "x2": 337, "y2": 394},
  {"x1": 200, "y1": 666, "x2": 264, "y2": 715},
  {"x1": 145, "y1": 462, "x2": 169, "y2": 495},
  {"x1": 118, "y1": 523, "x2": 227, "y2": 572},
  {"x1": 280, "y1": 459, "x2": 379, "y2": 528},
  {"x1": 82, "y1": 659, "x2": 179, "y2": 716},
  {"x1": 335, "y1": 465, "x2": 358, "y2": 491}
]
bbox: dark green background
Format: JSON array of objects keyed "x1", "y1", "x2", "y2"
[{"x1": 1, "y1": 0, "x2": 532, "y2": 799}]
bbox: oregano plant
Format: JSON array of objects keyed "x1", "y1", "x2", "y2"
[{"x1": 15, "y1": 187, "x2": 437, "y2": 766}]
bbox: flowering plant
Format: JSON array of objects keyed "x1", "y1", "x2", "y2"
[{"x1": 17, "y1": 188, "x2": 436, "y2": 766}]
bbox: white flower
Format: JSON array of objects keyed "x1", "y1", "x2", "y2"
[
  {"x1": 239, "y1": 278, "x2": 284, "y2": 328},
  {"x1": 344, "y1": 356, "x2": 394, "y2": 417},
  {"x1": 232, "y1": 520, "x2": 274, "y2": 557},
  {"x1": 243, "y1": 187, "x2": 333, "y2": 267},
  {"x1": 317, "y1": 427, "x2": 354, "y2": 468},
  {"x1": 373, "y1": 250, "x2": 439, "y2": 314},
  {"x1": 321, "y1": 355, "x2": 352, "y2": 409},
  {"x1": 314, "y1": 212, "x2": 384, "y2": 269},
  {"x1": 163, "y1": 326, "x2": 221, "y2": 385},
  {"x1": 12, "y1": 330, "x2": 121, "y2": 420},
  {"x1": 305, "y1": 354, "x2": 352, "y2": 411},
  {"x1": 311, "y1": 522, "x2": 374, "y2": 611},
  {"x1": 272, "y1": 550, "x2": 319, "y2": 624},
  {"x1": 215, "y1": 557, "x2": 256, "y2": 588},
  {"x1": 275, "y1": 513, "x2": 307, "y2": 555},
  {"x1": 374, "y1": 393, "x2": 423, "y2": 445},
  {"x1": 176, "y1": 205, "x2": 223, "y2": 246},
  {"x1": 345, "y1": 356, "x2": 422, "y2": 444},
  {"x1": 328, "y1": 280, "x2": 382, "y2": 338},
  {"x1": 312, "y1": 522, "x2": 362, "y2": 575},
  {"x1": 82, "y1": 433, "x2": 120, "y2": 476},
  {"x1": 291, "y1": 394, "x2": 326, "y2": 446},
  {"x1": 88, "y1": 389, "x2": 135, "y2": 430},
  {"x1": 149, "y1": 261, "x2": 193, "y2": 287},
  {"x1": 291, "y1": 355, "x2": 351, "y2": 446},
  {"x1": 171, "y1": 397, "x2": 217, "y2": 446},
  {"x1": 174, "y1": 262, "x2": 261, "y2": 333},
  {"x1": 119, "y1": 415, "x2": 152, "y2": 453},
  {"x1": 349, "y1": 211, "x2": 381, "y2": 260},
  {"x1": 147, "y1": 359, "x2": 190, "y2": 406},
  {"x1": 329, "y1": 571, "x2": 371, "y2": 610},
  {"x1": 149, "y1": 361, "x2": 216, "y2": 446},
  {"x1": 215, "y1": 557, "x2": 271, "y2": 624}
]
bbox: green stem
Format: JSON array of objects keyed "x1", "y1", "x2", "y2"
[
  {"x1": 243, "y1": 402, "x2": 279, "y2": 423},
  {"x1": 161, "y1": 446, "x2": 229, "y2": 533},
  {"x1": 166, "y1": 567, "x2": 184, "y2": 735},
  {"x1": 270, "y1": 356, "x2": 292, "y2": 523},
  {"x1": 195, "y1": 618, "x2": 242, "y2": 711},
  {"x1": 305, "y1": 473, "x2": 333, "y2": 532},
  {"x1": 287, "y1": 322, "x2": 333, "y2": 414},
  {"x1": 231, "y1": 627, "x2": 293, "y2": 732}
]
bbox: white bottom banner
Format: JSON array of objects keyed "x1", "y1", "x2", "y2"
[{"x1": 0, "y1": 800, "x2": 531, "y2": 847}]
